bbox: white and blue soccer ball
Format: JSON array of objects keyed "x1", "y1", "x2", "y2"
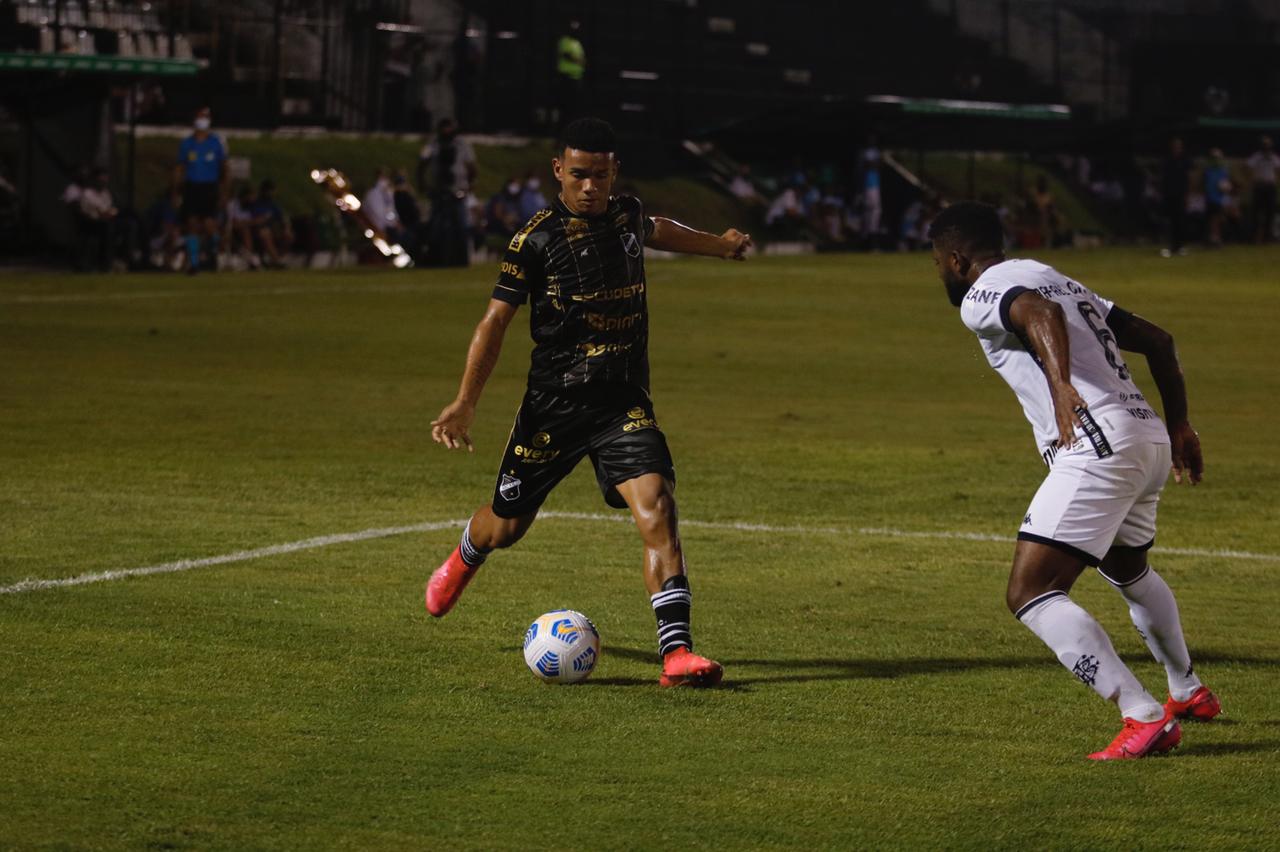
[{"x1": 522, "y1": 609, "x2": 600, "y2": 684}]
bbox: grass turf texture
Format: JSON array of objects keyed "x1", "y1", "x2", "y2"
[{"x1": 3, "y1": 247, "x2": 1279, "y2": 849}]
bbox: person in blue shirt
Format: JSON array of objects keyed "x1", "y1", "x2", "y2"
[
  {"x1": 248, "y1": 179, "x2": 292, "y2": 268},
  {"x1": 173, "y1": 107, "x2": 228, "y2": 273},
  {"x1": 1202, "y1": 147, "x2": 1234, "y2": 247}
]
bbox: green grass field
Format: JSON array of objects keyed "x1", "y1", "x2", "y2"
[{"x1": 3, "y1": 247, "x2": 1279, "y2": 850}]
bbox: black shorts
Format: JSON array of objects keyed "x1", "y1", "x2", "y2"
[
  {"x1": 181, "y1": 181, "x2": 219, "y2": 221},
  {"x1": 490, "y1": 384, "x2": 675, "y2": 519}
]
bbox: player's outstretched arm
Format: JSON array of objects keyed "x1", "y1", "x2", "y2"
[
  {"x1": 1109, "y1": 310, "x2": 1203, "y2": 484},
  {"x1": 646, "y1": 217, "x2": 752, "y2": 260},
  {"x1": 431, "y1": 298, "x2": 518, "y2": 452},
  {"x1": 1007, "y1": 291, "x2": 1086, "y2": 448}
]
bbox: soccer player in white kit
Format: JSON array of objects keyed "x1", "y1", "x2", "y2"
[{"x1": 928, "y1": 202, "x2": 1220, "y2": 760}]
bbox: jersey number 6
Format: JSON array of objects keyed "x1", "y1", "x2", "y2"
[{"x1": 1077, "y1": 301, "x2": 1130, "y2": 381}]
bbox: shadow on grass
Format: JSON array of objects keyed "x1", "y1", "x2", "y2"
[
  {"x1": 592, "y1": 646, "x2": 1280, "y2": 689},
  {"x1": 1176, "y1": 739, "x2": 1280, "y2": 757}
]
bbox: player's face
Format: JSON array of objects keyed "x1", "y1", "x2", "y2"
[
  {"x1": 554, "y1": 149, "x2": 618, "y2": 216},
  {"x1": 932, "y1": 245, "x2": 971, "y2": 307}
]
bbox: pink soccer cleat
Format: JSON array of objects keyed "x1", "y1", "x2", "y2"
[
  {"x1": 659, "y1": 648, "x2": 724, "y2": 688},
  {"x1": 1165, "y1": 686, "x2": 1221, "y2": 722},
  {"x1": 425, "y1": 546, "x2": 478, "y2": 618},
  {"x1": 1087, "y1": 711, "x2": 1181, "y2": 761}
]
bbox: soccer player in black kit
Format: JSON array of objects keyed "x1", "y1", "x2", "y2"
[{"x1": 426, "y1": 118, "x2": 752, "y2": 687}]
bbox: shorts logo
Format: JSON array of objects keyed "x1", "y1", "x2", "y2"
[
  {"x1": 626, "y1": 407, "x2": 646, "y2": 419},
  {"x1": 532, "y1": 431, "x2": 551, "y2": 448},
  {"x1": 1072, "y1": 654, "x2": 1100, "y2": 686},
  {"x1": 621, "y1": 232, "x2": 641, "y2": 257},
  {"x1": 499, "y1": 473, "x2": 522, "y2": 501}
]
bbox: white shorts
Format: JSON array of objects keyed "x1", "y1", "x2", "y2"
[{"x1": 1017, "y1": 440, "x2": 1171, "y2": 565}]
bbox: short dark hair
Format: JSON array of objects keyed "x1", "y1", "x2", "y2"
[
  {"x1": 559, "y1": 117, "x2": 617, "y2": 155},
  {"x1": 927, "y1": 201, "x2": 1004, "y2": 255}
]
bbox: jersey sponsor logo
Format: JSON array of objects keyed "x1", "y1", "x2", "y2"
[
  {"x1": 579, "y1": 341, "x2": 633, "y2": 357},
  {"x1": 623, "y1": 415, "x2": 659, "y2": 433},
  {"x1": 585, "y1": 311, "x2": 643, "y2": 332},
  {"x1": 500, "y1": 261, "x2": 525, "y2": 280},
  {"x1": 570, "y1": 282, "x2": 645, "y2": 302},
  {"x1": 514, "y1": 444, "x2": 560, "y2": 463},
  {"x1": 564, "y1": 218, "x2": 590, "y2": 240},
  {"x1": 509, "y1": 208, "x2": 554, "y2": 252},
  {"x1": 1126, "y1": 407, "x2": 1159, "y2": 420},
  {"x1": 621, "y1": 232, "x2": 641, "y2": 257},
  {"x1": 532, "y1": 431, "x2": 551, "y2": 448},
  {"x1": 499, "y1": 473, "x2": 522, "y2": 501},
  {"x1": 626, "y1": 407, "x2": 646, "y2": 419}
]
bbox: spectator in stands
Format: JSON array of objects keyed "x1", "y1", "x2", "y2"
[
  {"x1": 174, "y1": 106, "x2": 227, "y2": 274},
  {"x1": 250, "y1": 179, "x2": 293, "y2": 268},
  {"x1": 61, "y1": 164, "x2": 89, "y2": 257},
  {"x1": 728, "y1": 164, "x2": 763, "y2": 206},
  {"x1": 487, "y1": 178, "x2": 524, "y2": 242},
  {"x1": 860, "y1": 141, "x2": 883, "y2": 247},
  {"x1": 1160, "y1": 137, "x2": 1192, "y2": 257},
  {"x1": 362, "y1": 168, "x2": 403, "y2": 243},
  {"x1": 765, "y1": 179, "x2": 806, "y2": 233},
  {"x1": 518, "y1": 171, "x2": 549, "y2": 220},
  {"x1": 1247, "y1": 135, "x2": 1278, "y2": 243},
  {"x1": 554, "y1": 19, "x2": 586, "y2": 126},
  {"x1": 419, "y1": 117, "x2": 477, "y2": 267},
  {"x1": 144, "y1": 186, "x2": 184, "y2": 270},
  {"x1": 226, "y1": 183, "x2": 260, "y2": 269},
  {"x1": 1202, "y1": 148, "x2": 1233, "y2": 247},
  {"x1": 392, "y1": 172, "x2": 428, "y2": 260},
  {"x1": 78, "y1": 167, "x2": 118, "y2": 272}
]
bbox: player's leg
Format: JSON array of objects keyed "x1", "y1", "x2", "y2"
[
  {"x1": 426, "y1": 388, "x2": 589, "y2": 618},
  {"x1": 1100, "y1": 442, "x2": 1220, "y2": 721},
  {"x1": 1012, "y1": 448, "x2": 1175, "y2": 758},
  {"x1": 613, "y1": 473, "x2": 721, "y2": 688},
  {"x1": 426, "y1": 505, "x2": 536, "y2": 618}
]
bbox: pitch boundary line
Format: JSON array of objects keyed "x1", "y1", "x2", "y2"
[{"x1": 2, "y1": 510, "x2": 1276, "y2": 596}]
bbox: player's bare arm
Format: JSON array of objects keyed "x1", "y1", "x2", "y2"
[
  {"x1": 431, "y1": 298, "x2": 518, "y2": 452},
  {"x1": 1109, "y1": 311, "x2": 1203, "y2": 484},
  {"x1": 1006, "y1": 291, "x2": 1086, "y2": 448},
  {"x1": 646, "y1": 217, "x2": 752, "y2": 260}
]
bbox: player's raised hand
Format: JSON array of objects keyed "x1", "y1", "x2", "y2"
[
  {"x1": 1169, "y1": 420, "x2": 1203, "y2": 485},
  {"x1": 721, "y1": 229, "x2": 752, "y2": 260},
  {"x1": 431, "y1": 399, "x2": 476, "y2": 452},
  {"x1": 1050, "y1": 384, "x2": 1087, "y2": 449}
]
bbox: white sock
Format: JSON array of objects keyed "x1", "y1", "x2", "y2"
[
  {"x1": 1017, "y1": 591, "x2": 1164, "y2": 722},
  {"x1": 1103, "y1": 565, "x2": 1203, "y2": 702}
]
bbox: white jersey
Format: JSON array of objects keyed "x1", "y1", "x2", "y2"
[{"x1": 960, "y1": 259, "x2": 1168, "y2": 463}]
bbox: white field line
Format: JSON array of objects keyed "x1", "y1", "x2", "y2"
[
  {"x1": 0, "y1": 519, "x2": 469, "y2": 595},
  {"x1": 2, "y1": 511, "x2": 1276, "y2": 596}
]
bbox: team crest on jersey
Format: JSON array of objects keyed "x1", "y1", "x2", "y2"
[
  {"x1": 621, "y1": 232, "x2": 640, "y2": 257},
  {"x1": 499, "y1": 473, "x2": 522, "y2": 501}
]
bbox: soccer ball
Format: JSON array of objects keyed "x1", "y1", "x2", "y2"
[{"x1": 522, "y1": 609, "x2": 600, "y2": 684}]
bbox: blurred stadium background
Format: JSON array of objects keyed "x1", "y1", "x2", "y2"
[{"x1": 1, "y1": 0, "x2": 1279, "y2": 269}]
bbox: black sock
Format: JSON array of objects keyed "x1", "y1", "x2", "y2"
[
  {"x1": 651, "y1": 574, "x2": 692, "y2": 656},
  {"x1": 458, "y1": 521, "x2": 491, "y2": 569}
]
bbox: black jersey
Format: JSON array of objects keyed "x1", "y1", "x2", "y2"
[{"x1": 492, "y1": 195, "x2": 655, "y2": 391}]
